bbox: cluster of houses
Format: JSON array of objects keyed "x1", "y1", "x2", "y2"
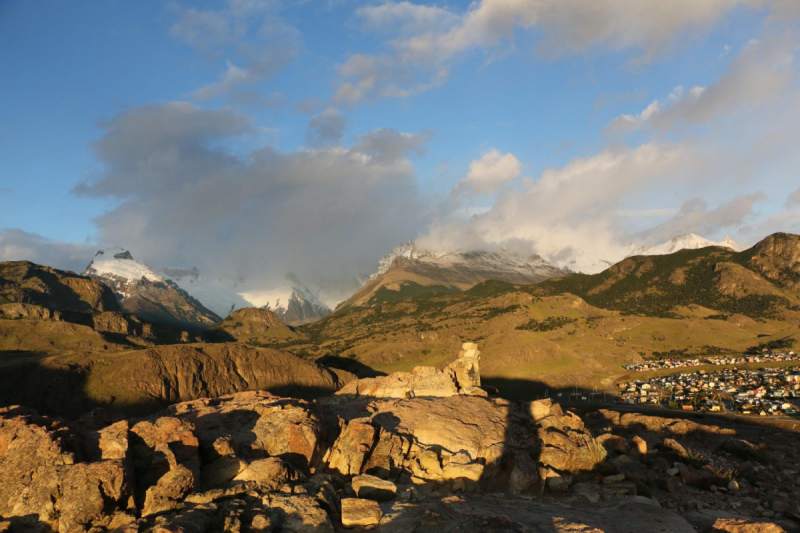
[
  {"x1": 617, "y1": 364, "x2": 800, "y2": 417},
  {"x1": 623, "y1": 351, "x2": 799, "y2": 373}
]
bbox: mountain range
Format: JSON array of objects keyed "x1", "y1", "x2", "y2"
[
  {"x1": 57, "y1": 233, "x2": 749, "y2": 331},
  {"x1": 342, "y1": 240, "x2": 571, "y2": 308},
  {"x1": 1, "y1": 231, "x2": 796, "y2": 403}
]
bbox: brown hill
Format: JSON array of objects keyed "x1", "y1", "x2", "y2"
[
  {"x1": 747, "y1": 232, "x2": 800, "y2": 290},
  {"x1": 205, "y1": 307, "x2": 298, "y2": 344}
]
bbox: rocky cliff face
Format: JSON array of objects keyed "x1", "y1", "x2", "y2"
[
  {"x1": 747, "y1": 233, "x2": 800, "y2": 290},
  {"x1": 2, "y1": 343, "x2": 796, "y2": 532}
]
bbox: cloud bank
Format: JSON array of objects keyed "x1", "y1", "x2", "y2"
[{"x1": 68, "y1": 102, "x2": 431, "y2": 300}]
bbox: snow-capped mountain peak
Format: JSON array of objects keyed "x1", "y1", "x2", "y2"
[
  {"x1": 366, "y1": 240, "x2": 415, "y2": 283},
  {"x1": 629, "y1": 234, "x2": 743, "y2": 257},
  {"x1": 84, "y1": 249, "x2": 163, "y2": 298}
]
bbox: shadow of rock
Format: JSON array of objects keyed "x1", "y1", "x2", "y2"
[{"x1": 317, "y1": 355, "x2": 387, "y2": 378}]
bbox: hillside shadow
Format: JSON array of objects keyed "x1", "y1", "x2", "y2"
[
  {"x1": 201, "y1": 328, "x2": 237, "y2": 343},
  {"x1": 0, "y1": 354, "x2": 161, "y2": 419},
  {"x1": 316, "y1": 355, "x2": 387, "y2": 378},
  {"x1": 0, "y1": 352, "x2": 350, "y2": 421},
  {"x1": 2, "y1": 514, "x2": 56, "y2": 532}
]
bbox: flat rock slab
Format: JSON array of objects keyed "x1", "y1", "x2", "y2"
[
  {"x1": 377, "y1": 494, "x2": 697, "y2": 532},
  {"x1": 341, "y1": 498, "x2": 382, "y2": 528}
]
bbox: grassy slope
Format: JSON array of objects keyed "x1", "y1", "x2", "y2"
[{"x1": 275, "y1": 238, "x2": 800, "y2": 393}]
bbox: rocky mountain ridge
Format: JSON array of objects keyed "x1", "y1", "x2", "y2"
[
  {"x1": 163, "y1": 269, "x2": 333, "y2": 327},
  {"x1": 343, "y1": 240, "x2": 570, "y2": 309}
]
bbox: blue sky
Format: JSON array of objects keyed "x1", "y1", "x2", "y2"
[{"x1": 1, "y1": 0, "x2": 799, "y2": 291}]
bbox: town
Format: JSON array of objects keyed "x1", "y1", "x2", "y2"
[
  {"x1": 622, "y1": 351, "x2": 800, "y2": 373},
  {"x1": 617, "y1": 361, "x2": 800, "y2": 418}
]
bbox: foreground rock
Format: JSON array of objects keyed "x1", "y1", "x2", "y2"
[{"x1": 0, "y1": 342, "x2": 793, "y2": 532}]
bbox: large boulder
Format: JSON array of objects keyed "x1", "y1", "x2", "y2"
[
  {"x1": 0, "y1": 407, "x2": 134, "y2": 532},
  {"x1": 535, "y1": 408, "x2": 607, "y2": 479},
  {"x1": 167, "y1": 391, "x2": 325, "y2": 470}
]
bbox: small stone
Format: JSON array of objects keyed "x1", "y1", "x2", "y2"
[
  {"x1": 728, "y1": 480, "x2": 740, "y2": 491},
  {"x1": 546, "y1": 475, "x2": 572, "y2": 493},
  {"x1": 201, "y1": 455, "x2": 246, "y2": 488},
  {"x1": 667, "y1": 468, "x2": 680, "y2": 477},
  {"x1": 529, "y1": 399, "x2": 552, "y2": 422},
  {"x1": 602, "y1": 473, "x2": 625, "y2": 485},
  {"x1": 341, "y1": 498, "x2": 382, "y2": 528},
  {"x1": 597, "y1": 433, "x2": 627, "y2": 453},
  {"x1": 771, "y1": 501, "x2": 789, "y2": 513},
  {"x1": 761, "y1": 509, "x2": 775, "y2": 517},
  {"x1": 234, "y1": 457, "x2": 291, "y2": 490},
  {"x1": 629, "y1": 436, "x2": 647, "y2": 456},
  {"x1": 442, "y1": 462, "x2": 484, "y2": 483},
  {"x1": 352, "y1": 474, "x2": 397, "y2": 502},
  {"x1": 666, "y1": 476, "x2": 681, "y2": 493},
  {"x1": 249, "y1": 515, "x2": 272, "y2": 532}
]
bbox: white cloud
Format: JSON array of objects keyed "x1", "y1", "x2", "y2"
[
  {"x1": 356, "y1": 2, "x2": 459, "y2": 34},
  {"x1": 170, "y1": 8, "x2": 233, "y2": 52},
  {"x1": 418, "y1": 143, "x2": 689, "y2": 265},
  {"x1": 607, "y1": 33, "x2": 796, "y2": 134},
  {"x1": 0, "y1": 229, "x2": 95, "y2": 274},
  {"x1": 452, "y1": 149, "x2": 521, "y2": 196},
  {"x1": 171, "y1": 0, "x2": 301, "y2": 102},
  {"x1": 641, "y1": 193, "x2": 766, "y2": 244},
  {"x1": 787, "y1": 186, "x2": 800, "y2": 207},
  {"x1": 194, "y1": 61, "x2": 253, "y2": 101},
  {"x1": 336, "y1": 0, "x2": 798, "y2": 103}
]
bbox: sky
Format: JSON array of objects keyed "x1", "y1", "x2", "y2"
[{"x1": 1, "y1": 0, "x2": 800, "y2": 300}]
